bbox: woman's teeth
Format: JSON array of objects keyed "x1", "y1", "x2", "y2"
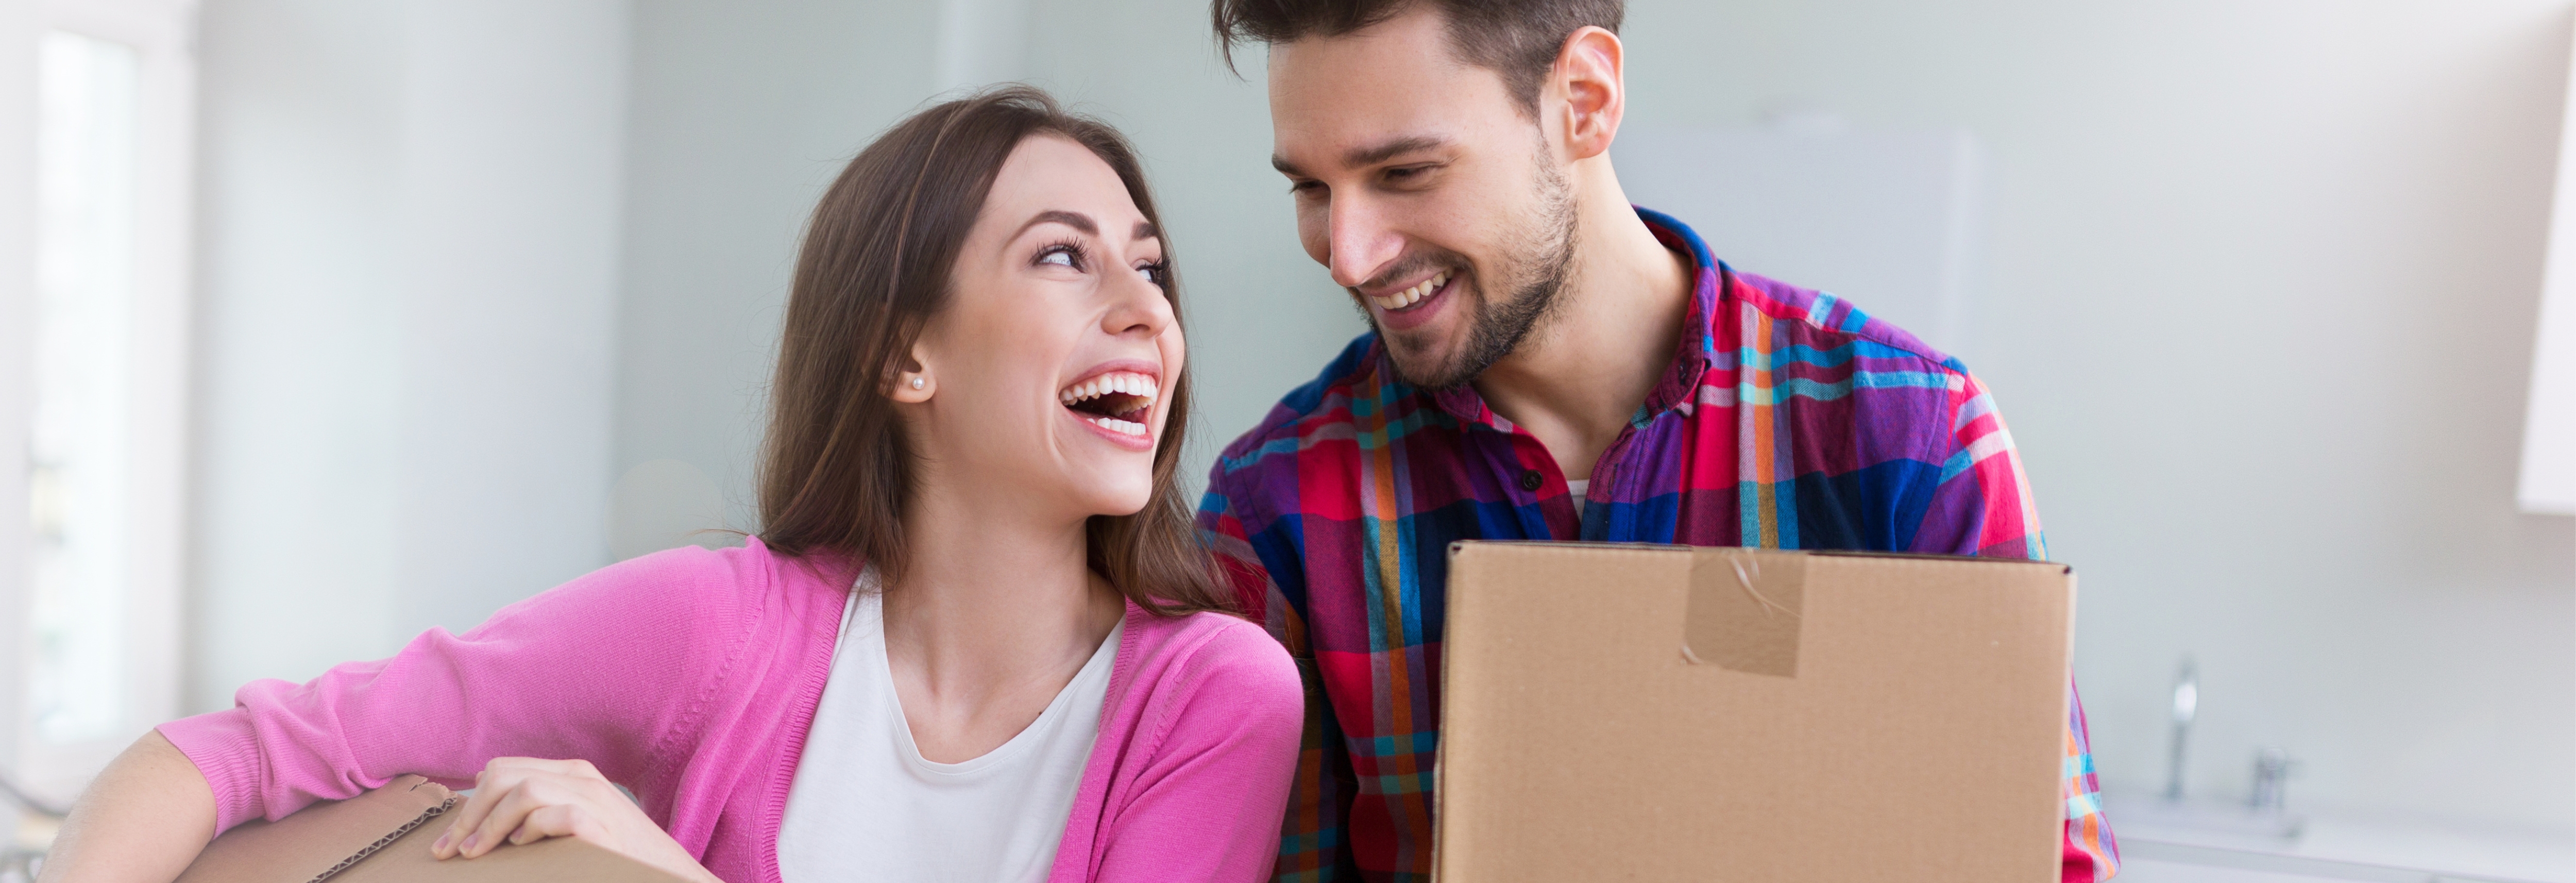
[
  {"x1": 1087, "y1": 415, "x2": 1147, "y2": 436},
  {"x1": 1057, "y1": 371, "x2": 1158, "y2": 406},
  {"x1": 1058, "y1": 371, "x2": 1157, "y2": 438},
  {"x1": 1370, "y1": 271, "x2": 1449, "y2": 311}
]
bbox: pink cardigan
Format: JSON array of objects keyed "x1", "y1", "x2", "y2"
[{"x1": 158, "y1": 538, "x2": 1303, "y2": 883}]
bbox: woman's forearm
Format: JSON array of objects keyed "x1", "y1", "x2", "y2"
[{"x1": 35, "y1": 729, "x2": 218, "y2": 883}]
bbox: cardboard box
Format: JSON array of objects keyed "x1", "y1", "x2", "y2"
[
  {"x1": 1436, "y1": 542, "x2": 2074, "y2": 882},
  {"x1": 173, "y1": 775, "x2": 684, "y2": 883}
]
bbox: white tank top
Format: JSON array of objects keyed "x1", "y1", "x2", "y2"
[{"x1": 776, "y1": 580, "x2": 1121, "y2": 882}]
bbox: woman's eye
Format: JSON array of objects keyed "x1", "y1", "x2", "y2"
[
  {"x1": 1138, "y1": 262, "x2": 1165, "y2": 287},
  {"x1": 1038, "y1": 248, "x2": 1077, "y2": 268}
]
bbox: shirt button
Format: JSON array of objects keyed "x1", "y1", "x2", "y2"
[{"x1": 1518, "y1": 470, "x2": 1544, "y2": 492}]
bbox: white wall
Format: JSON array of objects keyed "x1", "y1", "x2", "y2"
[
  {"x1": 189, "y1": 0, "x2": 626, "y2": 710},
  {"x1": 1615, "y1": 0, "x2": 2576, "y2": 830}
]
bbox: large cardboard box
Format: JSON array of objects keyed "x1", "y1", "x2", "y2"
[
  {"x1": 1437, "y1": 542, "x2": 2074, "y2": 882},
  {"x1": 172, "y1": 775, "x2": 683, "y2": 883}
]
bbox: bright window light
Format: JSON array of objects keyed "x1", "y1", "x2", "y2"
[{"x1": 30, "y1": 30, "x2": 141, "y2": 745}]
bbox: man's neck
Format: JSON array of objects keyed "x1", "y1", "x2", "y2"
[{"x1": 1471, "y1": 159, "x2": 1694, "y2": 481}]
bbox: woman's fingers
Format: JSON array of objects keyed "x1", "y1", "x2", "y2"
[
  {"x1": 456, "y1": 774, "x2": 571, "y2": 858},
  {"x1": 509, "y1": 803, "x2": 602, "y2": 845},
  {"x1": 404, "y1": 758, "x2": 711, "y2": 883},
  {"x1": 431, "y1": 768, "x2": 502, "y2": 859},
  {"x1": 431, "y1": 758, "x2": 606, "y2": 859}
]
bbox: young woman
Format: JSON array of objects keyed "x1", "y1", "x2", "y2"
[{"x1": 38, "y1": 87, "x2": 1301, "y2": 883}]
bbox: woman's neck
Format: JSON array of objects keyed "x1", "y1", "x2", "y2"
[{"x1": 878, "y1": 481, "x2": 1124, "y2": 762}]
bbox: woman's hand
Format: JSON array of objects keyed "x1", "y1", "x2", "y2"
[{"x1": 429, "y1": 757, "x2": 719, "y2": 883}]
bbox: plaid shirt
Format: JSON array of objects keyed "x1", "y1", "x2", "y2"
[{"x1": 1197, "y1": 209, "x2": 2118, "y2": 882}]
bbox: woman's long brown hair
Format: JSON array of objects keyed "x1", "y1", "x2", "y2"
[{"x1": 756, "y1": 86, "x2": 1230, "y2": 617}]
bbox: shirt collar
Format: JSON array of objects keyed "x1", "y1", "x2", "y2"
[
  {"x1": 1397, "y1": 207, "x2": 1725, "y2": 429},
  {"x1": 1633, "y1": 207, "x2": 1724, "y2": 421}
]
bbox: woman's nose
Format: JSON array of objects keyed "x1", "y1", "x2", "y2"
[{"x1": 1103, "y1": 264, "x2": 1175, "y2": 339}]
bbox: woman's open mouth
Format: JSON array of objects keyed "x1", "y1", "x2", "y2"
[{"x1": 1058, "y1": 371, "x2": 1157, "y2": 441}]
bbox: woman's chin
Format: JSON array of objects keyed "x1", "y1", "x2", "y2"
[{"x1": 1074, "y1": 482, "x2": 1155, "y2": 521}]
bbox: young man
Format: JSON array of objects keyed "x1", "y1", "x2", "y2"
[{"x1": 1194, "y1": 2, "x2": 2119, "y2": 881}]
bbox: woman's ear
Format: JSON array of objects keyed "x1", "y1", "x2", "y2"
[{"x1": 890, "y1": 349, "x2": 935, "y2": 403}]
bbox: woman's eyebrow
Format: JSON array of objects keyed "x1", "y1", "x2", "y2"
[
  {"x1": 1132, "y1": 221, "x2": 1157, "y2": 241},
  {"x1": 1018, "y1": 209, "x2": 1096, "y2": 238}
]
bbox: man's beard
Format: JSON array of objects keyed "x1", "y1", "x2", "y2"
[{"x1": 1363, "y1": 153, "x2": 1580, "y2": 390}]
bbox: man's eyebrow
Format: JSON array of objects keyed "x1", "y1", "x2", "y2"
[
  {"x1": 1344, "y1": 135, "x2": 1450, "y2": 168},
  {"x1": 1016, "y1": 209, "x2": 1097, "y2": 238},
  {"x1": 1272, "y1": 135, "x2": 1453, "y2": 178}
]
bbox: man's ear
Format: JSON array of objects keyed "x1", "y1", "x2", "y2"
[
  {"x1": 1556, "y1": 25, "x2": 1625, "y2": 162},
  {"x1": 890, "y1": 347, "x2": 935, "y2": 403}
]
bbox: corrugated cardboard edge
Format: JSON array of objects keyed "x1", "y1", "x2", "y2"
[{"x1": 311, "y1": 790, "x2": 458, "y2": 883}]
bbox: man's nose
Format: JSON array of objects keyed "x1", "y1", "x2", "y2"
[{"x1": 1326, "y1": 196, "x2": 1405, "y2": 290}]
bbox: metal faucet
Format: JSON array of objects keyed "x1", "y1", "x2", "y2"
[
  {"x1": 2164, "y1": 657, "x2": 2197, "y2": 802},
  {"x1": 2250, "y1": 746, "x2": 2294, "y2": 814}
]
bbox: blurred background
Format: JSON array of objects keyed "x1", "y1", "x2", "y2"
[{"x1": 0, "y1": 0, "x2": 2570, "y2": 879}]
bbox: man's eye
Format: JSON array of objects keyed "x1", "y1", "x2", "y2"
[{"x1": 1289, "y1": 179, "x2": 1324, "y2": 194}]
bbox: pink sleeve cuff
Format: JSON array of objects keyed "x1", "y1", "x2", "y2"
[{"x1": 157, "y1": 709, "x2": 269, "y2": 835}]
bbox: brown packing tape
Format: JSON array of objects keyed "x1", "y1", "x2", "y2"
[{"x1": 1682, "y1": 548, "x2": 1805, "y2": 676}]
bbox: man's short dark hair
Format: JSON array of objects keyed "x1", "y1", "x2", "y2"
[{"x1": 1211, "y1": 0, "x2": 1624, "y2": 117}]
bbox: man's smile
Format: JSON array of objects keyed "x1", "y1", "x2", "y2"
[{"x1": 1367, "y1": 269, "x2": 1451, "y2": 312}]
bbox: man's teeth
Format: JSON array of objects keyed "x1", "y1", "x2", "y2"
[
  {"x1": 1370, "y1": 271, "x2": 1449, "y2": 311},
  {"x1": 1057, "y1": 371, "x2": 1160, "y2": 406}
]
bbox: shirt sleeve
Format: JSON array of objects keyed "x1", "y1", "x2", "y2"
[
  {"x1": 1919, "y1": 371, "x2": 2047, "y2": 559},
  {"x1": 155, "y1": 546, "x2": 744, "y2": 835},
  {"x1": 1913, "y1": 370, "x2": 2121, "y2": 881},
  {"x1": 1088, "y1": 624, "x2": 1306, "y2": 883},
  {"x1": 1198, "y1": 470, "x2": 1362, "y2": 882}
]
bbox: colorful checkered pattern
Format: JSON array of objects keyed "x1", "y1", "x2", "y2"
[{"x1": 1197, "y1": 209, "x2": 2118, "y2": 882}]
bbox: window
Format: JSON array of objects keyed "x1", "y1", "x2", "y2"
[
  {"x1": 31, "y1": 29, "x2": 141, "y2": 748},
  {"x1": 7, "y1": 0, "x2": 194, "y2": 802}
]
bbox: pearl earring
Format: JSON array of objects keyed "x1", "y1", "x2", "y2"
[{"x1": 910, "y1": 377, "x2": 925, "y2": 389}]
